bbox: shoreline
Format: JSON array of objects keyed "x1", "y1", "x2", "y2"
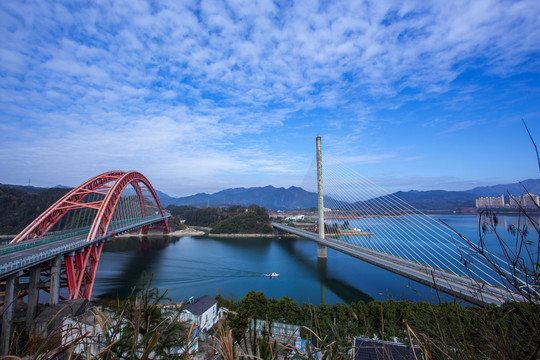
[
  {"x1": 169, "y1": 228, "x2": 206, "y2": 236},
  {"x1": 115, "y1": 228, "x2": 206, "y2": 237},
  {"x1": 0, "y1": 228, "x2": 300, "y2": 241},
  {"x1": 208, "y1": 233, "x2": 278, "y2": 237}
]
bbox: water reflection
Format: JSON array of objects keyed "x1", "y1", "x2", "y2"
[
  {"x1": 275, "y1": 236, "x2": 373, "y2": 303},
  {"x1": 97, "y1": 235, "x2": 172, "y2": 298}
]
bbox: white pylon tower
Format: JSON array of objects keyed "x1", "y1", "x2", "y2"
[{"x1": 316, "y1": 136, "x2": 327, "y2": 258}]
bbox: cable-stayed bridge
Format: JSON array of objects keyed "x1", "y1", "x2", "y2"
[
  {"x1": 273, "y1": 137, "x2": 531, "y2": 307},
  {"x1": 0, "y1": 170, "x2": 169, "y2": 354}
]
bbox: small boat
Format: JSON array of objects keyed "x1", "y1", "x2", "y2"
[{"x1": 266, "y1": 272, "x2": 279, "y2": 278}]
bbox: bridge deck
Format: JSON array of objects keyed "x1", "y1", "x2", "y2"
[
  {"x1": 272, "y1": 222, "x2": 520, "y2": 306},
  {"x1": 0, "y1": 215, "x2": 167, "y2": 279}
]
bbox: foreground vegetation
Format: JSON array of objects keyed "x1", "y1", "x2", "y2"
[
  {"x1": 9, "y1": 286, "x2": 539, "y2": 359},
  {"x1": 215, "y1": 290, "x2": 540, "y2": 359}
]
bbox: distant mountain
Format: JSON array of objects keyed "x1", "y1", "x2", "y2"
[
  {"x1": 356, "y1": 190, "x2": 478, "y2": 211},
  {"x1": 0, "y1": 183, "x2": 49, "y2": 194},
  {"x1": 465, "y1": 179, "x2": 540, "y2": 197},
  {"x1": 161, "y1": 185, "x2": 347, "y2": 210},
  {"x1": 4, "y1": 178, "x2": 539, "y2": 212},
  {"x1": 158, "y1": 180, "x2": 540, "y2": 211},
  {"x1": 154, "y1": 189, "x2": 179, "y2": 207},
  {"x1": 53, "y1": 184, "x2": 71, "y2": 189}
]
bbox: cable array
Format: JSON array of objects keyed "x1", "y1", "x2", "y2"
[
  {"x1": 302, "y1": 157, "x2": 519, "y2": 288},
  {"x1": 48, "y1": 181, "x2": 161, "y2": 236}
]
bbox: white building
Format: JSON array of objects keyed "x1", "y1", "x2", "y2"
[
  {"x1": 180, "y1": 295, "x2": 222, "y2": 332},
  {"x1": 509, "y1": 193, "x2": 540, "y2": 208},
  {"x1": 475, "y1": 194, "x2": 505, "y2": 208},
  {"x1": 285, "y1": 215, "x2": 305, "y2": 222},
  {"x1": 62, "y1": 313, "x2": 105, "y2": 357}
]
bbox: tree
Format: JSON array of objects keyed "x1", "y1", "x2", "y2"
[
  {"x1": 238, "y1": 290, "x2": 268, "y2": 320},
  {"x1": 280, "y1": 296, "x2": 302, "y2": 324}
]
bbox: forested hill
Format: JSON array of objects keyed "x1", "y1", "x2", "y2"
[
  {"x1": 0, "y1": 185, "x2": 70, "y2": 234},
  {"x1": 167, "y1": 204, "x2": 273, "y2": 234}
]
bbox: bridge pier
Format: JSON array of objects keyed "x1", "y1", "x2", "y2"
[
  {"x1": 1, "y1": 274, "x2": 17, "y2": 355},
  {"x1": 318, "y1": 257, "x2": 327, "y2": 304},
  {"x1": 317, "y1": 244, "x2": 327, "y2": 258},
  {"x1": 49, "y1": 256, "x2": 61, "y2": 305},
  {"x1": 26, "y1": 265, "x2": 41, "y2": 331}
]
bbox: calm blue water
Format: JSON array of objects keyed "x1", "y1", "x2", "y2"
[{"x1": 92, "y1": 214, "x2": 535, "y2": 305}]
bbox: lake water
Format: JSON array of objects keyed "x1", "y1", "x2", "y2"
[{"x1": 92, "y1": 214, "x2": 535, "y2": 305}]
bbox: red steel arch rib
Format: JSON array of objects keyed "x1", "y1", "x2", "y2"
[
  {"x1": 11, "y1": 170, "x2": 169, "y2": 300},
  {"x1": 11, "y1": 170, "x2": 126, "y2": 243},
  {"x1": 86, "y1": 171, "x2": 169, "y2": 241},
  {"x1": 65, "y1": 171, "x2": 169, "y2": 299}
]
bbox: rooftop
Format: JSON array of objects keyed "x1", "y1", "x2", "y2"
[
  {"x1": 185, "y1": 295, "x2": 217, "y2": 316},
  {"x1": 353, "y1": 337, "x2": 423, "y2": 360}
]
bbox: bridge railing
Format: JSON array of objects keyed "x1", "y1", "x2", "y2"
[
  {"x1": 0, "y1": 215, "x2": 167, "y2": 278},
  {"x1": 0, "y1": 215, "x2": 168, "y2": 256}
]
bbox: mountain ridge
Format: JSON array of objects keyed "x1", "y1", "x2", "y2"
[
  {"x1": 158, "y1": 179, "x2": 540, "y2": 210},
  {"x1": 2, "y1": 179, "x2": 539, "y2": 211}
]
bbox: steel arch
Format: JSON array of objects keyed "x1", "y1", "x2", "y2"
[
  {"x1": 10, "y1": 170, "x2": 169, "y2": 299},
  {"x1": 86, "y1": 171, "x2": 169, "y2": 241},
  {"x1": 11, "y1": 171, "x2": 126, "y2": 243}
]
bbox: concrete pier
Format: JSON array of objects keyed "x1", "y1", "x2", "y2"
[
  {"x1": 1, "y1": 274, "x2": 17, "y2": 355},
  {"x1": 26, "y1": 265, "x2": 41, "y2": 331},
  {"x1": 49, "y1": 256, "x2": 61, "y2": 305}
]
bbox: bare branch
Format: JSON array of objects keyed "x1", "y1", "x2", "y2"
[{"x1": 522, "y1": 118, "x2": 540, "y2": 172}]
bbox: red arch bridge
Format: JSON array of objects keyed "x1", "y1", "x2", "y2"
[{"x1": 0, "y1": 171, "x2": 169, "y2": 338}]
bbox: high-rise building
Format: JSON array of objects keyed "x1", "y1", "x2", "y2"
[
  {"x1": 475, "y1": 194, "x2": 505, "y2": 208},
  {"x1": 509, "y1": 193, "x2": 540, "y2": 208}
]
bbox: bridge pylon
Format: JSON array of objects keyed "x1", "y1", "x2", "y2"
[{"x1": 317, "y1": 136, "x2": 327, "y2": 258}]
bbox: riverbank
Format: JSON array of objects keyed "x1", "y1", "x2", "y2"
[
  {"x1": 114, "y1": 227, "x2": 206, "y2": 237},
  {"x1": 208, "y1": 233, "x2": 278, "y2": 237},
  {"x1": 169, "y1": 228, "x2": 205, "y2": 236}
]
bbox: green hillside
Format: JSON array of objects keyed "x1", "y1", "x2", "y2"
[
  {"x1": 0, "y1": 185, "x2": 70, "y2": 235},
  {"x1": 167, "y1": 204, "x2": 273, "y2": 234}
]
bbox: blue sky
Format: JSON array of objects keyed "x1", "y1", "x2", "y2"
[{"x1": 1, "y1": 0, "x2": 539, "y2": 197}]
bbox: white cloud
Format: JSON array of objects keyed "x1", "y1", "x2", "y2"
[{"x1": 1, "y1": 0, "x2": 539, "y2": 193}]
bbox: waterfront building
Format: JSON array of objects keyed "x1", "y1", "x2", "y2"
[
  {"x1": 285, "y1": 215, "x2": 305, "y2": 221},
  {"x1": 509, "y1": 193, "x2": 540, "y2": 208},
  {"x1": 475, "y1": 194, "x2": 505, "y2": 208}
]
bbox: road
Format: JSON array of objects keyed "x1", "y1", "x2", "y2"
[{"x1": 0, "y1": 215, "x2": 166, "y2": 279}]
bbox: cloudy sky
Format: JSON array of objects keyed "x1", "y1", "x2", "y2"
[{"x1": 1, "y1": 0, "x2": 539, "y2": 196}]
